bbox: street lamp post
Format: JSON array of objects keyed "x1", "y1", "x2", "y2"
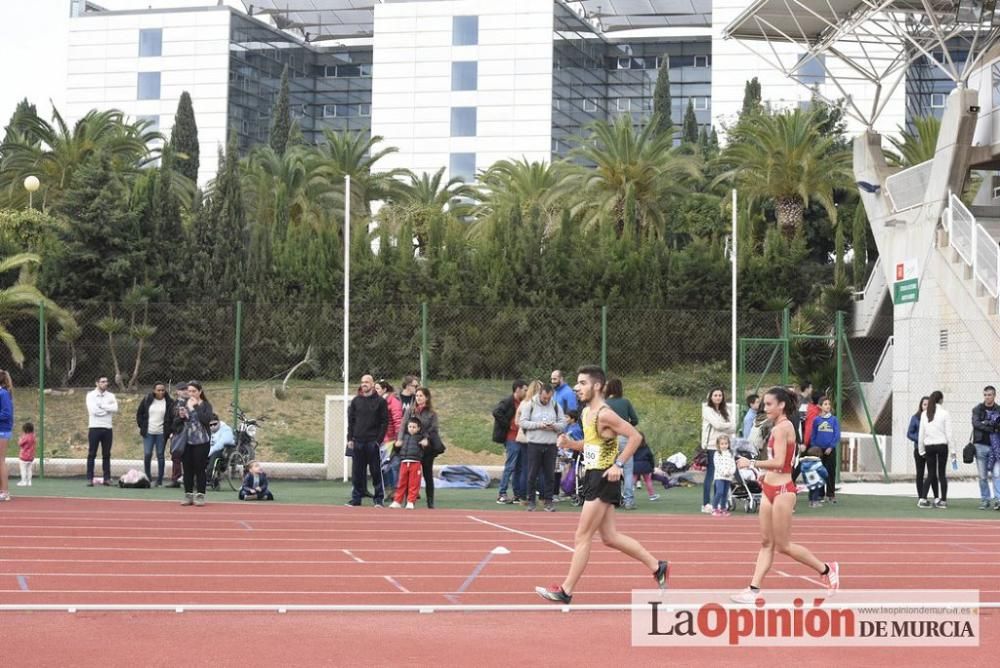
[{"x1": 23, "y1": 175, "x2": 40, "y2": 209}]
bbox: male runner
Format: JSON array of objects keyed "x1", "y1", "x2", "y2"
[{"x1": 536, "y1": 366, "x2": 669, "y2": 604}]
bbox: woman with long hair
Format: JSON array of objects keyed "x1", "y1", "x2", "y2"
[
  {"x1": 907, "y1": 396, "x2": 930, "y2": 501},
  {"x1": 179, "y1": 381, "x2": 213, "y2": 507},
  {"x1": 0, "y1": 370, "x2": 14, "y2": 501},
  {"x1": 701, "y1": 386, "x2": 734, "y2": 514},
  {"x1": 732, "y1": 386, "x2": 839, "y2": 603},
  {"x1": 376, "y1": 379, "x2": 403, "y2": 496},
  {"x1": 399, "y1": 387, "x2": 442, "y2": 509},
  {"x1": 918, "y1": 390, "x2": 953, "y2": 509}
]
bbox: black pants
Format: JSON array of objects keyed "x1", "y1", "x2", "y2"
[
  {"x1": 525, "y1": 443, "x2": 557, "y2": 503},
  {"x1": 182, "y1": 442, "x2": 210, "y2": 494},
  {"x1": 86, "y1": 428, "x2": 113, "y2": 480},
  {"x1": 422, "y1": 453, "x2": 437, "y2": 507},
  {"x1": 351, "y1": 440, "x2": 384, "y2": 505},
  {"x1": 922, "y1": 444, "x2": 948, "y2": 501},
  {"x1": 913, "y1": 448, "x2": 933, "y2": 499},
  {"x1": 820, "y1": 450, "x2": 837, "y2": 498}
]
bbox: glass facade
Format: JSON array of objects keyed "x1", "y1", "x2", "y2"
[
  {"x1": 905, "y1": 47, "x2": 961, "y2": 126},
  {"x1": 453, "y1": 16, "x2": 478, "y2": 46},
  {"x1": 452, "y1": 61, "x2": 478, "y2": 91},
  {"x1": 451, "y1": 107, "x2": 477, "y2": 136},
  {"x1": 450, "y1": 152, "x2": 476, "y2": 181},
  {"x1": 139, "y1": 28, "x2": 162, "y2": 57},
  {"x1": 137, "y1": 72, "x2": 161, "y2": 100}
]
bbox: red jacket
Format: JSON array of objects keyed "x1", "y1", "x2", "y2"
[
  {"x1": 19, "y1": 433, "x2": 36, "y2": 461},
  {"x1": 803, "y1": 403, "x2": 822, "y2": 446},
  {"x1": 384, "y1": 393, "x2": 403, "y2": 443}
]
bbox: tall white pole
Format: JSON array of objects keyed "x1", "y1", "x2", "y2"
[
  {"x1": 731, "y1": 189, "x2": 738, "y2": 420},
  {"x1": 343, "y1": 174, "x2": 351, "y2": 482}
]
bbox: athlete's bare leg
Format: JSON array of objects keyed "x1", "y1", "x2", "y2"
[
  {"x1": 560, "y1": 499, "x2": 609, "y2": 595},
  {"x1": 597, "y1": 503, "x2": 658, "y2": 571},
  {"x1": 770, "y1": 492, "x2": 826, "y2": 574},
  {"x1": 749, "y1": 495, "x2": 776, "y2": 588}
]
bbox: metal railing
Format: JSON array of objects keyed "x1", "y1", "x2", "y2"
[
  {"x1": 948, "y1": 192, "x2": 1000, "y2": 302},
  {"x1": 975, "y1": 221, "x2": 1000, "y2": 298},
  {"x1": 949, "y1": 192, "x2": 975, "y2": 266},
  {"x1": 851, "y1": 257, "x2": 887, "y2": 336},
  {"x1": 885, "y1": 160, "x2": 933, "y2": 212}
]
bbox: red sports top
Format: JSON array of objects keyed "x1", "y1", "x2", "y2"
[{"x1": 767, "y1": 430, "x2": 795, "y2": 474}]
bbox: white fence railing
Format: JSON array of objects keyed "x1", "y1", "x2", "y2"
[
  {"x1": 885, "y1": 161, "x2": 933, "y2": 212},
  {"x1": 975, "y1": 222, "x2": 1000, "y2": 298},
  {"x1": 948, "y1": 193, "x2": 1000, "y2": 303},
  {"x1": 851, "y1": 257, "x2": 886, "y2": 335}
]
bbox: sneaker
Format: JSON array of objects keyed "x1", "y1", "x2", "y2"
[
  {"x1": 86, "y1": 481, "x2": 94, "y2": 487},
  {"x1": 344, "y1": 501, "x2": 361, "y2": 507},
  {"x1": 193, "y1": 493, "x2": 205, "y2": 507},
  {"x1": 0, "y1": 491, "x2": 11, "y2": 502},
  {"x1": 722, "y1": 510, "x2": 731, "y2": 517},
  {"x1": 731, "y1": 587, "x2": 760, "y2": 604},
  {"x1": 653, "y1": 560, "x2": 670, "y2": 589},
  {"x1": 711, "y1": 509, "x2": 721, "y2": 516},
  {"x1": 16, "y1": 481, "x2": 26, "y2": 487},
  {"x1": 405, "y1": 502, "x2": 415, "y2": 510},
  {"x1": 623, "y1": 501, "x2": 637, "y2": 511},
  {"x1": 648, "y1": 494, "x2": 660, "y2": 502},
  {"x1": 497, "y1": 494, "x2": 511, "y2": 505},
  {"x1": 829, "y1": 496, "x2": 837, "y2": 504},
  {"x1": 994, "y1": 500, "x2": 1000, "y2": 511},
  {"x1": 543, "y1": 502, "x2": 555, "y2": 512},
  {"x1": 535, "y1": 585, "x2": 572, "y2": 604},
  {"x1": 513, "y1": 496, "x2": 524, "y2": 504},
  {"x1": 153, "y1": 481, "x2": 162, "y2": 488},
  {"x1": 389, "y1": 501, "x2": 402, "y2": 508},
  {"x1": 979, "y1": 501, "x2": 990, "y2": 511},
  {"x1": 701, "y1": 503, "x2": 713, "y2": 514},
  {"x1": 102, "y1": 480, "x2": 112, "y2": 486},
  {"x1": 917, "y1": 499, "x2": 931, "y2": 508},
  {"x1": 374, "y1": 502, "x2": 385, "y2": 509},
  {"x1": 526, "y1": 502, "x2": 536, "y2": 512},
  {"x1": 181, "y1": 493, "x2": 194, "y2": 506},
  {"x1": 823, "y1": 562, "x2": 840, "y2": 596},
  {"x1": 934, "y1": 499, "x2": 947, "y2": 509}
]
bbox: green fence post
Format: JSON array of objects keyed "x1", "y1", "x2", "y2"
[
  {"x1": 38, "y1": 301, "x2": 45, "y2": 478},
  {"x1": 835, "y1": 311, "x2": 844, "y2": 486},
  {"x1": 781, "y1": 307, "x2": 790, "y2": 385},
  {"x1": 232, "y1": 300, "x2": 242, "y2": 427},
  {"x1": 600, "y1": 305, "x2": 608, "y2": 371},
  {"x1": 420, "y1": 302, "x2": 428, "y2": 384}
]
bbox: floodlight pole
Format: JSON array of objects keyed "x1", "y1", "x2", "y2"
[
  {"x1": 343, "y1": 174, "x2": 351, "y2": 482},
  {"x1": 731, "y1": 189, "x2": 738, "y2": 420}
]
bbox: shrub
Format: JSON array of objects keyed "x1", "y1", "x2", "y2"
[{"x1": 656, "y1": 360, "x2": 729, "y2": 398}]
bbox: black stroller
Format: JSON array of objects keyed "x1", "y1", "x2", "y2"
[{"x1": 728, "y1": 438, "x2": 762, "y2": 513}]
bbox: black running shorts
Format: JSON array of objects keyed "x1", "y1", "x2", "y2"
[{"x1": 581, "y1": 468, "x2": 622, "y2": 507}]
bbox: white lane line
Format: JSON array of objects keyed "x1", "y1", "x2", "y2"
[
  {"x1": 776, "y1": 569, "x2": 826, "y2": 587},
  {"x1": 342, "y1": 550, "x2": 365, "y2": 563},
  {"x1": 466, "y1": 516, "x2": 573, "y2": 553},
  {"x1": 384, "y1": 576, "x2": 410, "y2": 593}
]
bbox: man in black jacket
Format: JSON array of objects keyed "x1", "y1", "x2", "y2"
[
  {"x1": 971, "y1": 385, "x2": 999, "y2": 510},
  {"x1": 492, "y1": 379, "x2": 528, "y2": 504},
  {"x1": 347, "y1": 374, "x2": 389, "y2": 507}
]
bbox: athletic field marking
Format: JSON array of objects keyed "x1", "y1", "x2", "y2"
[
  {"x1": 16, "y1": 576, "x2": 28, "y2": 591},
  {"x1": 449, "y1": 546, "x2": 510, "y2": 602},
  {"x1": 383, "y1": 576, "x2": 410, "y2": 593},
  {"x1": 342, "y1": 550, "x2": 365, "y2": 563},
  {"x1": 239, "y1": 521, "x2": 253, "y2": 531},
  {"x1": 950, "y1": 542, "x2": 985, "y2": 554},
  {"x1": 776, "y1": 569, "x2": 825, "y2": 587},
  {"x1": 466, "y1": 517, "x2": 574, "y2": 552}
]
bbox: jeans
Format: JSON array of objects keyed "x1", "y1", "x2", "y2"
[
  {"x1": 86, "y1": 428, "x2": 113, "y2": 481},
  {"x1": 499, "y1": 440, "x2": 524, "y2": 498},
  {"x1": 809, "y1": 487, "x2": 824, "y2": 502},
  {"x1": 702, "y1": 449, "x2": 715, "y2": 506},
  {"x1": 182, "y1": 442, "x2": 209, "y2": 494},
  {"x1": 382, "y1": 444, "x2": 400, "y2": 490},
  {"x1": 922, "y1": 444, "x2": 948, "y2": 501},
  {"x1": 142, "y1": 433, "x2": 166, "y2": 483},
  {"x1": 975, "y1": 444, "x2": 993, "y2": 501},
  {"x1": 617, "y1": 437, "x2": 635, "y2": 505},
  {"x1": 525, "y1": 443, "x2": 557, "y2": 503},
  {"x1": 712, "y1": 479, "x2": 730, "y2": 509},
  {"x1": 350, "y1": 440, "x2": 384, "y2": 505}
]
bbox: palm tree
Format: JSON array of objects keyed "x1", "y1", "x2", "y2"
[
  {"x1": 379, "y1": 167, "x2": 477, "y2": 253},
  {"x1": 0, "y1": 253, "x2": 76, "y2": 367},
  {"x1": 0, "y1": 107, "x2": 160, "y2": 209},
  {"x1": 561, "y1": 113, "x2": 700, "y2": 237},
  {"x1": 476, "y1": 158, "x2": 566, "y2": 235},
  {"x1": 719, "y1": 107, "x2": 852, "y2": 238},
  {"x1": 312, "y1": 130, "x2": 408, "y2": 218},
  {"x1": 886, "y1": 115, "x2": 940, "y2": 167}
]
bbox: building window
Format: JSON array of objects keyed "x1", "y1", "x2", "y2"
[
  {"x1": 453, "y1": 16, "x2": 478, "y2": 46},
  {"x1": 930, "y1": 93, "x2": 947, "y2": 108},
  {"x1": 137, "y1": 114, "x2": 159, "y2": 132},
  {"x1": 583, "y1": 99, "x2": 598, "y2": 112},
  {"x1": 693, "y1": 55, "x2": 708, "y2": 68},
  {"x1": 617, "y1": 98, "x2": 631, "y2": 112},
  {"x1": 323, "y1": 105, "x2": 336, "y2": 118},
  {"x1": 452, "y1": 61, "x2": 478, "y2": 91},
  {"x1": 325, "y1": 64, "x2": 371, "y2": 78},
  {"x1": 137, "y1": 72, "x2": 161, "y2": 100},
  {"x1": 359, "y1": 103, "x2": 371, "y2": 117},
  {"x1": 138, "y1": 29, "x2": 162, "y2": 57},
  {"x1": 617, "y1": 57, "x2": 632, "y2": 70},
  {"x1": 451, "y1": 107, "x2": 477, "y2": 137},
  {"x1": 450, "y1": 152, "x2": 476, "y2": 182},
  {"x1": 796, "y1": 53, "x2": 826, "y2": 85},
  {"x1": 643, "y1": 97, "x2": 654, "y2": 111},
  {"x1": 931, "y1": 50, "x2": 944, "y2": 63},
  {"x1": 693, "y1": 97, "x2": 709, "y2": 111}
]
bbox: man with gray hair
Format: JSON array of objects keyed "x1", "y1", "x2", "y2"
[
  {"x1": 519, "y1": 383, "x2": 567, "y2": 511},
  {"x1": 346, "y1": 374, "x2": 389, "y2": 507}
]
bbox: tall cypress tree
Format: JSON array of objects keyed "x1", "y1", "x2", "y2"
[
  {"x1": 169, "y1": 91, "x2": 200, "y2": 184},
  {"x1": 683, "y1": 100, "x2": 699, "y2": 144},
  {"x1": 852, "y1": 203, "x2": 868, "y2": 287},
  {"x1": 741, "y1": 77, "x2": 762, "y2": 116},
  {"x1": 652, "y1": 55, "x2": 672, "y2": 136},
  {"x1": 270, "y1": 65, "x2": 291, "y2": 155}
]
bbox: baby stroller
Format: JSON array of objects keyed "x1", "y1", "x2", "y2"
[
  {"x1": 728, "y1": 438, "x2": 762, "y2": 513},
  {"x1": 559, "y1": 451, "x2": 585, "y2": 506}
]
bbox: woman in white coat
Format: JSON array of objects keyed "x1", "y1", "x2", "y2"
[{"x1": 701, "y1": 387, "x2": 735, "y2": 513}]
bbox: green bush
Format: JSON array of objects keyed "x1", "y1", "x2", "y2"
[{"x1": 656, "y1": 360, "x2": 729, "y2": 398}]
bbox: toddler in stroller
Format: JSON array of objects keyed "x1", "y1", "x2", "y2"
[{"x1": 729, "y1": 437, "x2": 762, "y2": 513}]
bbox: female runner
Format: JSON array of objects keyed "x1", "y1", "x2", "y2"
[{"x1": 732, "y1": 386, "x2": 839, "y2": 603}]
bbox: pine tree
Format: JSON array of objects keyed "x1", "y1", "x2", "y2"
[
  {"x1": 270, "y1": 65, "x2": 291, "y2": 155},
  {"x1": 652, "y1": 55, "x2": 672, "y2": 136},
  {"x1": 698, "y1": 126, "x2": 709, "y2": 150},
  {"x1": 710, "y1": 127, "x2": 720, "y2": 151},
  {"x1": 741, "y1": 77, "x2": 762, "y2": 116},
  {"x1": 2, "y1": 98, "x2": 37, "y2": 145},
  {"x1": 683, "y1": 100, "x2": 699, "y2": 144},
  {"x1": 169, "y1": 91, "x2": 200, "y2": 184},
  {"x1": 852, "y1": 203, "x2": 868, "y2": 287}
]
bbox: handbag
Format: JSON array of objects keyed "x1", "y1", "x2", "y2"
[
  {"x1": 186, "y1": 417, "x2": 210, "y2": 446},
  {"x1": 963, "y1": 431, "x2": 977, "y2": 465}
]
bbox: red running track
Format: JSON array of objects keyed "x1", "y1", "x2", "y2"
[{"x1": 1, "y1": 496, "x2": 998, "y2": 666}]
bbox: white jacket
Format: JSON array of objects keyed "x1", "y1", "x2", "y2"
[
  {"x1": 86, "y1": 389, "x2": 119, "y2": 429},
  {"x1": 714, "y1": 450, "x2": 737, "y2": 479},
  {"x1": 701, "y1": 405, "x2": 735, "y2": 450},
  {"x1": 917, "y1": 407, "x2": 951, "y2": 457}
]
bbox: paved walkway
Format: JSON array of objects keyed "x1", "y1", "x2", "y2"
[{"x1": 840, "y1": 480, "x2": 986, "y2": 499}]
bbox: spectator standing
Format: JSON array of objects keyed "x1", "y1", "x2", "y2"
[
  {"x1": 606, "y1": 378, "x2": 640, "y2": 510},
  {"x1": 918, "y1": 390, "x2": 954, "y2": 509},
  {"x1": 492, "y1": 380, "x2": 528, "y2": 504},
  {"x1": 346, "y1": 374, "x2": 389, "y2": 507},
  {"x1": 166, "y1": 383, "x2": 188, "y2": 487},
  {"x1": 401, "y1": 387, "x2": 443, "y2": 509},
  {"x1": 908, "y1": 396, "x2": 930, "y2": 502},
  {"x1": 399, "y1": 375, "x2": 419, "y2": 414},
  {"x1": 136, "y1": 382, "x2": 169, "y2": 486},
  {"x1": 810, "y1": 396, "x2": 840, "y2": 503},
  {"x1": 803, "y1": 394, "x2": 822, "y2": 447},
  {"x1": 742, "y1": 394, "x2": 760, "y2": 438},
  {"x1": 0, "y1": 370, "x2": 12, "y2": 501},
  {"x1": 179, "y1": 381, "x2": 213, "y2": 507},
  {"x1": 390, "y1": 417, "x2": 428, "y2": 509},
  {"x1": 550, "y1": 370, "x2": 578, "y2": 413},
  {"x1": 631, "y1": 436, "x2": 659, "y2": 502},
  {"x1": 800, "y1": 447, "x2": 829, "y2": 508},
  {"x1": 207, "y1": 414, "x2": 235, "y2": 481},
  {"x1": 86, "y1": 376, "x2": 118, "y2": 486},
  {"x1": 971, "y1": 385, "x2": 999, "y2": 510},
  {"x1": 712, "y1": 435, "x2": 736, "y2": 516},
  {"x1": 518, "y1": 383, "x2": 567, "y2": 512},
  {"x1": 797, "y1": 381, "x2": 813, "y2": 425},
  {"x1": 17, "y1": 422, "x2": 35, "y2": 487},
  {"x1": 701, "y1": 386, "x2": 735, "y2": 513},
  {"x1": 376, "y1": 379, "x2": 403, "y2": 495}
]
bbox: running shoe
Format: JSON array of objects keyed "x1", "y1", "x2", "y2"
[
  {"x1": 979, "y1": 501, "x2": 990, "y2": 511},
  {"x1": 389, "y1": 501, "x2": 402, "y2": 508},
  {"x1": 916, "y1": 499, "x2": 931, "y2": 508},
  {"x1": 701, "y1": 503, "x2": 713, "y2": 514},
  {"x1": 653, "y1": 560, "x2": 670, "y2": 590},
  {"x1": 823, "y1": 562, "x2": 840, "y2": 596},
  {"x1": 648, "y1": 494, "x2": 660, "y2": 501},
  {"x1": 0, "y1": 491, "x2": 10, "y2": 502},
  {"x1": 526, "y1": 502, "x2": 536, "y2": 512},
  {"x1": 543, "y1": 502, "x2": 555, "y2": 512},
  {"x1": 730, "y1": 587, "x2": 760, "y2": 604},
  {"x1": 711, "y1": 509, "x2": 721, "y2": 516},
  {"x1": 497, "y1": 494, "x2": 511, "y2": 505},
  {"x1": 405, "y1": 502, "x2": 415, "y2": 510},
  {"x1": 934, "y1": 500, "x2": 947, "y2": 509},
  {"x1": 535, "y1": 585, "x2": 572, "y2": 604}
]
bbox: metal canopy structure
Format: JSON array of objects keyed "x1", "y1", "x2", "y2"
[
  {"x1": 723, "y1": 0, "x2": 1000, "y2": 126},
  {"x1": 563, "y1": 0, "x2": 711, "y2": 30}
]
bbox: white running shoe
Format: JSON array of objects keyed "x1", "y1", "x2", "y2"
[
  {"x1": 823, "y1": 561, "x2": 840, "y2": 596},
  {"x1": 389, "y1": 501, "x2": 402, "y2": 508},
  {"x1": 701, "y1": 503, "x2": 713, "y2": 514},
  {"x1": 405, "y1": 502, "x2": 415, "y2": 509},
  {"x1": 730, "y1": 587, "x2": 760, "y2": 604}
]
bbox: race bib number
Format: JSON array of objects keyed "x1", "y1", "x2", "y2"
[{"x1": 583, "y1": 444, "x2": 600, "y2": 466}]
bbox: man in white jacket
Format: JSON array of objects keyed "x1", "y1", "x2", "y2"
[{"x1": 86, "y1": 376, "x2": 119, "y2": 486}]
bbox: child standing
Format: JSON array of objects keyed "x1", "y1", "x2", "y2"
[
  {"x1": 17, "y1": 422, "x2": 35, "y2": 487},
  {"x1": 390, "y1": 417, "x2": 428, "y2": 509},
  {"x1": 800, "y1": 447, "x2": 829, "y2": 507},
  {"x1": 712, "y1": 435, "x2": 736, "y2": 516},
  {"x1": 632, "y1": 435, "x2": 660, "y2": 502},
  {"x1": 809, "y1": 396, "x2": 841, "y2": 503},
  {"x1": 239, "y1": 461, "x2": 274, "y2": 500}
]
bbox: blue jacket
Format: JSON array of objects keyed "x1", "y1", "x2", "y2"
[
  {"x1": 0, "y1": 387, "x2": 12, "y2": 433},
  {"x1": 907, "y1": 414, "x2": 921, "y2": 446},
  {"x1": 553, "y1": 383, "x2": 578, "y2": 413},
  {"x1": 241, "y1": 471, "x2": 269, "y2": 494},
  {"x1": 742, "y1": 409, "x2": 757, "y2": 438},
  {"x1": 565, "y1": 423, "x2": 583, "y2": 441},
  {"x1": 810, "y1": 414, "x2": 840, "y2": 449},
  {"x1": 800, "y1": 457, "x2": 828, "y2": 491}
]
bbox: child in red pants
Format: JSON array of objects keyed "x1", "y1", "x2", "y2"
[{"x1": 390, "y1": 417, "x2": 428, "y2": 509}]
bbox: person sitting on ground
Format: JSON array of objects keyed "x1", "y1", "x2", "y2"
[
  {"x1": 631, "y1": 435, "x2": 659, "y2": 502},
  {"x1": 207, "y1": 414, "x2": 235, "y2": 479},
  {"x1": 390, "y1": 417, "x2": 428, "y2": 509},
  {"x1": 800, "y1": 447, "x2": 829, "y2": 508},
  {"x1": 239, "y1": 461, "x2": 273, "y2": 500}
]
